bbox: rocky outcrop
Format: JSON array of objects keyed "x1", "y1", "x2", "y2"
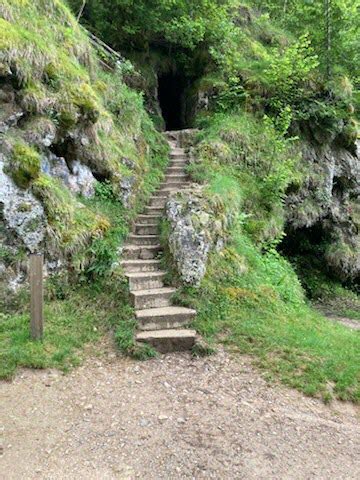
[
  {"x1": 0, "y1": 155, "x2": 45, "y2": 253},
  {"x1": 165, "y1": 185, "x2": 232, "y2": 286},
  {"x1": 285, "y1": 140, "x2": 360, "y2": 281},
  {"x1": 41, "y1": 154, "x2": 96, "y2": 198}
]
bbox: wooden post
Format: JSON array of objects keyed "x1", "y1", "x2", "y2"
[{"x1": 30, "y1": 253, "x2": 44, "y2": 341}]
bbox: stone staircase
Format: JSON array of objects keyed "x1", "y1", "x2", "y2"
[{"x1": 121, "y1": 131, "x2": 197, "y2": 353}]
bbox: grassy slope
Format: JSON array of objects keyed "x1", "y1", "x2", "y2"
[
  {"x1": 0, "y1": 0, "x2": 168, "y2": 256},
  {"x1": 175, "y1": 113, "x2": 360, "y2": 403},
  {"x1": 0, "y1": 1, "x2": 167, "y2": 378}
]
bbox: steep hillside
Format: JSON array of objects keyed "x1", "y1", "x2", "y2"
[
  {"x1": 0, "y1": 0, "x2": 168, "y2": 297},
  {"x1": 74, "y1": 0, "x2": 359, "y2": 286}
]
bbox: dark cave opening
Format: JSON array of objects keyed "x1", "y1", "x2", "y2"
[
  {"x1": 280, "y1": 222, "x2": 328, "y2": 258},
  {"x1": 158, "y1": 71, "x2": 189, "y2": 131},
  {"x1": 278, "y1": 222, "x2": 334, "y2": 297}
]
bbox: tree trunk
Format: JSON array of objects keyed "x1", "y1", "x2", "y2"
[
  {"x1": 77, "y1": 0, "x2": 87, "y2": 22},
  {"x1": 324, "y1": 0, "x2": 331, "y2": 80}
]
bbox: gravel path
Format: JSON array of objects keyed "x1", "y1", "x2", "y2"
[{"x1": 1, "y1": 343, "x2": 359, "y2": 479}]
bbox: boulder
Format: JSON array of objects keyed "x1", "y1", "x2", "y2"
[{"x1": 165, "y1": 186, "x2": 232, "y2": 286}]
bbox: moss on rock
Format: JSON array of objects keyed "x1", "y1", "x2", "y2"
[{"x1": 10, "y1": 142, "x2": 41, "y2": 188}]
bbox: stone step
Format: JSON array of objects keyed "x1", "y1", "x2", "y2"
[
  {"x1": 127, "y1": 234, "x2": 160, "y2": 246},
  {"x1": 165, "y1": 174, "x2": 188, "y2": 180},
  {"x1": 169, "y1": 160, "x2": 187, "y2": 167},
  {"x1": 126, "y1": 271, "x2": 166, "y2": 291},
  {"x1": 167, "y1": 167, "x2": 185, "y2": 174},
  {"x1": 170, "y1": 148, "x2": 185, "y2": 155},
  {"x1": 149, "y1": 196, "x2": 167, "y2": 207},
  {"x1": 145, "y1": 205, "x2": 164, "y2": 215},
  {"x1": 151, "y1": 190, "x2": 171, "y2": 197},
  {"x1": 131, "y1": 287, "x2": 176, "y2": 309},
  {"x1": 136, "y1": 306, "x2": 196, "y2": 331},
  {"x1": 158, "y1": 186, "x2": 190, "y2": 194},
  {"x1": 122, "y1": 244, "x2": 162, "y2": 260},
  {"x1": 137, "y1": 214, "x2": 161, "y2": 224},
  {"x1": 120, "y1": 259, "x2": 162, "y2": 273},
  {"x1": 136, "y1": 329, "x2": 197, "y2": 353},
  {"x1": 134, "y1": 224, "x2": 159, "y2": 235},
  {"x1": 159, "y1": 181, "x2": 187, "y2": 190}
]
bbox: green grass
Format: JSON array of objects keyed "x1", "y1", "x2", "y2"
[
  {"x1": 175, "y1": 227, "x2": 360, "y2": 403},
  {"x1": 0, "y1": 267, "x2": 159, "y2": 380},
  {"x1": 0, "y1": 277, "x2": 124, "y2": 379},
  {"x1": 0, "y1": 131, "x2": 167, "y2": 379},
  {"x1": 168, "y1": 113, "x2": 360, "y2": 404}
]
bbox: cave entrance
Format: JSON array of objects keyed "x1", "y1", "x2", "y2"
[{"x1": 158, "y1": 71, "x2": 188, "y2": 131}]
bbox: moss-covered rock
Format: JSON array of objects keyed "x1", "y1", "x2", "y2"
[
  {"x1": 10, "y1": 142, "x2": 41, "y2": 188},
  {"x1": 165, "y1": 184, "x2": 235, "y2": 286},
  {"x1": 0, "y1": 0, "x2": 168, "y2": 289}
]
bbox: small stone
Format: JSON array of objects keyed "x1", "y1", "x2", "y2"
[
  {"x1": 139, "y1": 418, "x2": 149, "y2": 427},
  {"x1": 158, "y1": 415, "x2": 168, "y2": 422},
  {"x1": 84, "y1": 404, "x2": 93, "y2": 411}
]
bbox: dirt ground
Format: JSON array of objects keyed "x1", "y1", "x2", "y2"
[{"x1": 1, "y1": 342, "x2": 359, "y2": 480}]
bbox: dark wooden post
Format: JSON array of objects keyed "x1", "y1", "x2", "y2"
[{"x1": 30, "y1": 253, "x2": 44, "y2": 340}]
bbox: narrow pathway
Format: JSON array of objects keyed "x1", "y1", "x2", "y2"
[{"x1": 121, "y1": 131, "x2": 197, "y2": 353}]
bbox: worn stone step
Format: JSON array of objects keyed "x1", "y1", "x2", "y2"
[
  {"x1": 127, "y1": 234, "x2": 160, "y2": 246},
  {"x1": 159, "y1": 181, "x2": 187, "y2": 190},
  {"x1": 120, "y1": 259, "x2": 162, "y2": 273},
  {"x1": 137, "y1": 214, "x2": 161, "y2": 225},
  {"x1": 136, "y1": 306, "x2": 196, "y2": 331},
  {"x1": 145, "y1": 205, "x2": 165, "y2": 215},
  {"x1": 122, "y1": 244, "x2": 162, "y2": 260},
  {"x1": 152, "y1": 189, "x2": 171, "y2": 197},
  {"x1": 131, "y1": 287, "x2": 176, "y2": 309},
  {"x1": 158, "y1": 185, "x2": 190, "y2": 194},
  {"x1": 167, "y1": 166, "x2": 185, "y2": 173},
  {"x1": 136, "y1": 329, "x2": 197, "y2": 353},
  {"x1": 170, "y1": 148, "x2": 185, "y2": 155},
  {"x1": 165, "y1": 174, "x2": 188, "y2": 180},
  {"x1": 134, "y1": 224, "x2": 159, "y2": 235},
  {"x1": 170, "y1": 156, "x2": 187, "y2": 162},
  {"x1": 169, "y1": 160, "x2": 187, "y2": 167},
  {"x1": 126, "y1": 271, "x2": 166, "y2": 291},
  {"x1": 149, "y1": 196, "x2": 167, "y2": 207}
]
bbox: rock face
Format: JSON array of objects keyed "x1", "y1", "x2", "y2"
[
  {"x1": 166, "y1": 185, "x2": 231, "y2": 286},
  {"x1": 285, "y1": 140, "x2": 360, "y2": 281},
  {"x1": 0, "y1": 155, "x2": 45, "y2": 253},
  {"x1": 41, "y1": 155, "x2": 96, "y2": 198}
]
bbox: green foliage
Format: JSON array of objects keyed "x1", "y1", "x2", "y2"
[
  {"x1": 94, "y1": 180, "x2": 116, "y2": 201},
  {"x1": 10, "y1": 142, "x2": 41, "y2": 188},
  {"x1": 172, "y1": 115, "x2": 360, "y2": 403},
  {"x1": 254, "y1": 0, "x2": 360, "y2": 83},
  {"x1": 194, "y1": 111, "x2": 300, "y2": 246},
  {"x1": 176, "y1": 223, "x2": 360, "y2": 403},
  {"x1": 263, "y1": 34, "x2": 319, "y2": 114},
  {"x1": 69, "y1": 0, "x2": 231, "y2": 50},
  {"x1": 32, "y1": 175, "x2": 110, "y2": 255},
  {"x1": 0, "y1": 273, "x2": 139, "y2": 379}
]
